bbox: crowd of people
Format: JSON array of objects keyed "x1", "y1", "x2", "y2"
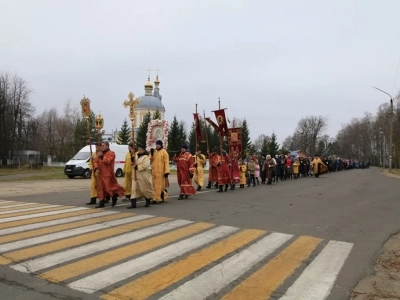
[{"x1": 86, "y1": 140, "x2": 349, "y2": 209}]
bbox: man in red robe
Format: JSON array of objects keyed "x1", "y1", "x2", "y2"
[
  {"x1": 173, "y1": 144, "x2": 196, "y2": 200},
  {"x1": 206, "y1": 149, "x2": 219, "y2": 189},
  {"x1": 94, "y1": 142, "x2": 125, "y2": 208},
  {"x1": 213, "y1": 150, "x2": 231, "y2": 192}
]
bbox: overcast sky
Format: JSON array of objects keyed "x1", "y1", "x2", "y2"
[{"x1": 1, "y1": 0, "x2": 400, "y2": 144}]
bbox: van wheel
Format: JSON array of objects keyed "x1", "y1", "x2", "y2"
[
  {"x1": 116, "y1": 168, "x2": 123, "y2": 177},
  {"x1": 67, "y1": 175, "x2": 75, "y2": 179},
  {"x1": 83, "y1": 169, "x2": 91, "y2": 179}
]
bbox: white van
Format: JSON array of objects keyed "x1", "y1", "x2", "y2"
[{"x1": 64, "y1": 143, "x2": 128, "y2": 179}]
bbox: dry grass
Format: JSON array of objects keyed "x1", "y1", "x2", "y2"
[{"x1": 0, "y1": 166, "x2": 64, "y2": 176}]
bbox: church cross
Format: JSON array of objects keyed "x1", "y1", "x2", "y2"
[
  {"x1": 146, "y1": 67, "x2": 153, "y2": 77},
  {"x1": 123, "y1": 92, "x2": 141, "y2": 121}
]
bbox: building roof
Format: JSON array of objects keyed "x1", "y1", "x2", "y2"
[{"x1": 137, "y1": 95, "x2": 165, "y2": 111}]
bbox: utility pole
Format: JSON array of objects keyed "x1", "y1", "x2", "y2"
[{"x1": 373, "y1": 87, "x2": 394, "y2": 173}]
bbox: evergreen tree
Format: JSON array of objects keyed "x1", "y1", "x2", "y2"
[
  {"x1": 261, "y1": 138, "x2": 269, "y2": 156},
  {"x1": 153, "y1": 109, "x2": 162, "y2": 120},
  {"x1": 168, "y1": 116, "x2": 180, "y2": 152},
  {"x1": 136, "y1": 112, "x2": 151, "y2": 148},
  {"x1": 267, "y1": 132, "x2": 280, "y2": 157},
  {"x1": 116, "y1": 119, "x2": 131, "y2": 145},
  {"x1": 178, "y1": 121, "x2": 188, "y2": 148},
  {"x1": 73, "y1": 112, "x2": 98, "y2": 151},
  {"x1": 241, "y1": 119, "x2": 252, "y2": 158}
]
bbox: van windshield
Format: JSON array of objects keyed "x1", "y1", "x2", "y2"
[{"x1": 72, "y1": 152, "x2": 90, "y2": 160}]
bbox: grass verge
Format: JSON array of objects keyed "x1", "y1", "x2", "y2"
[{"x1": 0, "y1": 166, "x2": 64, "y2": 176}]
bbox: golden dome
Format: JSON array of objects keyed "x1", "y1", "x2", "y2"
[
  {"x1": 154, "y1": 74, "x2": 160, "y2": 84},
  {"x1": 144, "y1": 76, "x2": 153, "y2": 88}
]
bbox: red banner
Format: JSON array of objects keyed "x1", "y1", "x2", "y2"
[
  {"x1": 228, "y1": 127, "x2": 242, "y2": 159},
  {"x1": 193, "y1": 113, "x2": 203, "y2": 141},
  {"x1": 213, "y1": 109, "x2": 229, "y2": 136},
  {"x1": 205, "y1": 117, "x2": 219, "y2": 132}
]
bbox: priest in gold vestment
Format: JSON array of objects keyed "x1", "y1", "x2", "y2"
[
  {"x1": 122, "y1": 142, "x2": 134, "y2": 201},
  {"x1": 150, "y1": 140, "x2": 170, "y2": 204},
  {"x1": 193, "y1": 149, "x2": 206, "y2": 191},
  {"x1": 311, "y1": 154, "x2": 328, "y2": 178},
  {"x1": 86, "y1": 143, "x2": 100, "y2": 205}
]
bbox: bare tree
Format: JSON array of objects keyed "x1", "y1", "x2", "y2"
[{"x1": 253, "y1": 134, "x2": 270, "y2": 153}]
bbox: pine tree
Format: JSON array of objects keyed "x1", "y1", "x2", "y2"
[
  {"x1": 178, "y1": 121, "x2": 188, "y2": 148},
  {"x1": 116, "y1": 119, "x2": 131, "y2": 145},
  {"x1": 267, "y1": 132, "x2": 280, "y2": 157},
  {"x1": 168, "y1": 116, "x2": 180, "y2": 152},
  {"x1": 136, "y1": 112, "x2": 151, "y2": 148},
  {"x1": 241, "y1": 119, "x2": 252, "y2": 158},
  {"x1": 261, "y1": 138, "x2": 269, "y2": 156},
  {"x1": 73, "y1": 112, "x2": 98, "y2": 150},
  {"x1": 153, "y1": 109, "x2": 162, "y2": 120}
]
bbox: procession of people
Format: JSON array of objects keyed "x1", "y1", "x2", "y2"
[{"x1": 82, "y1": 98, "x2": 356, "y2": 208}]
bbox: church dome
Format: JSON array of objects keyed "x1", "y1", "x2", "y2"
[{"x1": 137, "y1": 95, "x2": 165, "y2": 110}]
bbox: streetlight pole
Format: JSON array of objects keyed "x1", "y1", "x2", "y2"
[
  {"x1": 380, "y1": 131, "x2": 384, "y2": 168},
  {"x1": 373, "y1": 87, "x2": 394, "y2": 173}
]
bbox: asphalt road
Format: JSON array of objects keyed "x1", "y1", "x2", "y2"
[{"x1": 0, "y1": 167, "x2": 399, "y2": 300}]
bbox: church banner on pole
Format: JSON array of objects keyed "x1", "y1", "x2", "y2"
[{"x1": 228, "y1": 127, "x2": 242, "y2": 159}]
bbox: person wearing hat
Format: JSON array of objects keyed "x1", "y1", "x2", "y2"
[
  {"x1": 127, "y1": 145, "x2": 152, "y2": 208},
  {"x1": 149, "y1": 140, "x2": 170, "y2": 204},
  {"x1": 173, "y1": 144, "x2": 196, "y2": 199}
]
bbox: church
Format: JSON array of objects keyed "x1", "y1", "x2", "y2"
[
  {"x1": 133, "y1": 73, "x2": 165, "y2": 134},
  {"x1": 105, "y1": 73, "x2": 165, "y2": 143}
]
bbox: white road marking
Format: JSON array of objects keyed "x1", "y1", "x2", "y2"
[
  {"x1": 0, "y1": 211, "x2": 118, "y2": 236},
  {"x1": 110, "y1": 190, "x2": 214, "y2": 207},
  {"x1": 0, "y1": 215, "x2": 153, "y2": 252},
  {"x1": 0, "y1": 203, "x2": 35, "y2": 209},
  {"x1": 67, "y1": 225, "x2": 238, "y2": 294},
  {"x1": 279, "y1": 240, "x2": 353, "y2": 300},
  {"x1": 11, "y1": 219, "x2": 193, "y2": 273},
  {"x1": 0, "y1": 201, "x2": 16, "y2": 205},
  {"x1": 0, "y1": 207, "x2": 89, "y2": 224},
  {"x1": 159, "y1": 232, "x2": 293, "y2": 300},
  {"x1": 0, "y1": 205, "x2": 62, "y2": 215}
]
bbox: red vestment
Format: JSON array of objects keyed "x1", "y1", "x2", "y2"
[
  {"x1": 212, "y1": 153, "x2": 231, "y2": 185},
  {"x1": 94, "y1": 149, "x2": 125, "y2": 200},
  {"x1": 230, "y1": 158, "x2": 240, "y2": 183},
  {"x1": 208, "y1": 153, "x2": 219, "y2": 182},
  {"x1": 173, "y1": 151, "x2": 196, "y2": 195}
]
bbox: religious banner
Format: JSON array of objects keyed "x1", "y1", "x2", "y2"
[
  {"x1": 228, "y1": 127, "x2": 242, "y2": 159},
  {"x1": 205, "y1": 117, "x2": 219, "y2": 132},
  {"x1": 146, "y1": 119, "x2": 169, "y2": 151},
  {"x1": 213, "y1": 109, "x2": 229, "y2": 136},
  {"x1": 193, "y1": 113, "x2": 203, "y2": 141}
]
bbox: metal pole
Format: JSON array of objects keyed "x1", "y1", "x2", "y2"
[{"x1": 373, "y1": 87, "x2": 394, "y2": 172}]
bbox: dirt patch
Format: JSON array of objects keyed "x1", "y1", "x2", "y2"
[
  {"x1": 351, "y1": 232, "x2": 400, "y2": 300},
  {"x1": 381, "y1": 169, "x2": 400, "y2": 179},
  {"x1": 0, "y1": 177, "x2": 178, "y2": 197}
]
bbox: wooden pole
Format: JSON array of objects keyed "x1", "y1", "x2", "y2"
[
  {"x1": 203, "y1": 110, "x2": 209, "y2": 153},
  {"x1": 86, "y1": 115, "x2": 93, "y2": 161},
  {"x1": 195, "y1": 103, "x2": 198, "y2": 154},
  {"x1": 131, "y1": 117, "x2": 136, "y2": 180}
]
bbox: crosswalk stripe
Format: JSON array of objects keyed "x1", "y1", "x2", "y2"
[
  {"x1": 0, "y1": 208, "x2": 96, "y2": 228},
  {"x1": 14, "y1": 219, "x2": 193, "y2": 274},
  {"x1": 0, "y1": 207, "x2": 87, "y2": 224},
  {"x1": 279, "y1": 240, "x2": 353, "y2": 300},
  {"x1": 0, "y1": 211, "x2": 119, "y2": 236},
  {"x1": 158, "y1": 232, "x2": 294, "y2": 300},
  {"x1": 102, "y1": 229, "x2": 266, "y2": 300},
  {"x1": 0, "y1": 203, "x2": 41, "y2": 210},
  {"x1": 0, "y1": 214, "x2": 153, "y2": 253},
  {"x1": 0, "y1": 216, "x2": 170, "y2": 264},
  {"x1": 0, "y1": 211, "x2": 127, "y2": 243},
  {"x1": 37, "y1": 221, "x2": 211, "y2": 282},
  {"x1": 67, "y1": 225, "x2": 239, "y2": 294},
  {"x1": 0, "y1": 201, "x2": 16, "y2": 205},
  {"x1": 0, "y1": 205, "x2": 64, "y2": 217},
  {"x1": 221, "y1": 236, "x2": 322, "y2": 300}
]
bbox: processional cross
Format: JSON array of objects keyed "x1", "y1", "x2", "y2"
[{"x1": 123, "y1": 92, "x2": 141, "y2": 121}]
